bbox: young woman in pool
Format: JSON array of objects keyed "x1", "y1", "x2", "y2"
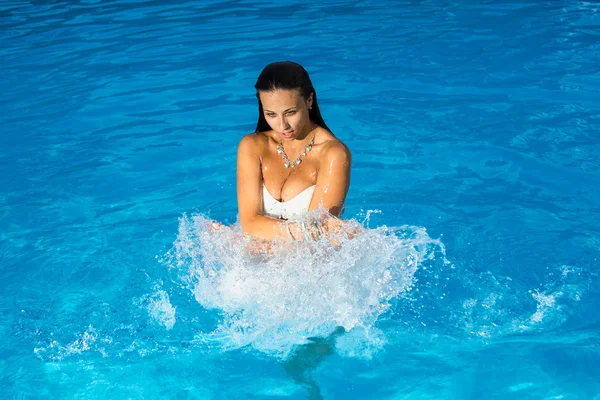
[{"x1": 236, "y1": 61, "x2": 352, "y2": 241}]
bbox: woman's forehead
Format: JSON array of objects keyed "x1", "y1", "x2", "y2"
[{"x1": 259, "y1": 89, "x2": 303, "y2": 109}]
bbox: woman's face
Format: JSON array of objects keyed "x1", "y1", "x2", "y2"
[{"x1": 259, "y1": 89, "x2": 313, "y2": 141}]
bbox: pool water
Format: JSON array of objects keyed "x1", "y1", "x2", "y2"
[{"x1": 1, "y1": 1, "x2": 599, "y2": 399}]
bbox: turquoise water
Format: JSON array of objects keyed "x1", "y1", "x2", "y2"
[{"x1": 2, "y1": 1, "x2": 599, "y2": 398}]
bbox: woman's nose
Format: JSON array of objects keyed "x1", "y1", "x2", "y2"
[{"x1": 278, "y1": 116, "x2": 289, "y2": 130}]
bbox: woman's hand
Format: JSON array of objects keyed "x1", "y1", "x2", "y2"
[
  {"x1": 321, "y1": 216, "x2": 360, "y2": 239},
  {"x1": 287, "y1": 217, "x2": 354, "y2": 242},
  {"x1": 204, "y1": 216, "x2": 360, "y2": 252},
  {"x1": 208, "y1": 221, "x2": 225, "y2": 232}
]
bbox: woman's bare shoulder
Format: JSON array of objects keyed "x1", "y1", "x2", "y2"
[
  {"x1": 316, "y1": 130, "x2": 351, "y2": 161},
  {"x1": 238, "y1": 131, "x2": 272, "y2": 152}
]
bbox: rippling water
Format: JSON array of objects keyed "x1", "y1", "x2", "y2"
[{"x1": 2, "y1": 1, "x2": 599, "y2": 399}]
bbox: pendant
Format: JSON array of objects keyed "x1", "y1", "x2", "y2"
[{"x1": 278, "y1": 135, "x2": 315, "y2": 169}]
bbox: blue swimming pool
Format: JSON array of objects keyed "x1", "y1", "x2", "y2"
[{"x1": 2, "y1": 1, "x2": 599, "y2": 398}]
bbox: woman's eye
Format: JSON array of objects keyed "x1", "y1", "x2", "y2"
[{"x1": 286, "y1": 110, "x2": 296, "y2": 115}]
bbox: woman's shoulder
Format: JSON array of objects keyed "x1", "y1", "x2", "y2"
[
  {"x1": 316, "y1": 129, "x2": 351, "y2": 162},
  {"x1": 238, "y1": 131, "x2": 272, "y2": 151}
]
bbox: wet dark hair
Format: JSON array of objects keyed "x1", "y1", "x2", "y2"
[{"x1": 254, "y1": 61, "x2": 331, "y2": 133}]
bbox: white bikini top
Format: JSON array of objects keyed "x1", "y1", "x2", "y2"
[{"x1": 262, "y1": 184, "x2": 316, "y2": 220}]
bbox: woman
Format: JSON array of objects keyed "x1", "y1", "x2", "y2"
[
  {"x1": 212, "y1": 62, "x2": 354, "y2": 398},
  {"x1": 237, "y1": 61, "x2": 352, "y2": 241}
]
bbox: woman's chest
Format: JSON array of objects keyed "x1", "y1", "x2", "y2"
[{"x1": 260, "y1": 153, "x2": 319, "y2": 202}]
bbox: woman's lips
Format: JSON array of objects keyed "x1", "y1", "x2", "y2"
[{"x1": 281, "y1": 130, "x2": 294, "y2": 138}]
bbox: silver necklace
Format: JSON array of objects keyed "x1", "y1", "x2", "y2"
[{"x1": 277, "y1": 135, "x2": 315, "y2": 168}]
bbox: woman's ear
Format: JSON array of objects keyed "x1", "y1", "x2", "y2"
[{"x1": 307, "y1": 93, "x2": 314, "y2": 109}]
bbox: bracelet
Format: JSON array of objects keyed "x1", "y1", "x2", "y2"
[
  {"x1": 301, "y1": 218, "x2": 324, "y2": 241},
  {"x1": 300, "y1": 221, "x2": 309, "y2": 241},
  {"x1": 286, "y1": 221, "x2": 296, "y2": 241},
  {"x1": 309, "y1": 218, "x2": 323, "y2": 240}
]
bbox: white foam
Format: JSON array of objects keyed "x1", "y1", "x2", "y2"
[
  {"x1": 166, "y1": 213, "x2": 445, "y2": 359},
  {"x1": 34, "y1": 325, "x2": 99, "y2": 361},
  {"x1": 456, "y1": 265, "x2": 590, "y2": 339},
  {"x1": 144, "y1": 289, "x2": 177, "y2": 330}
]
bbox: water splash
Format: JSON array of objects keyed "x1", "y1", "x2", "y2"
[
  {"x1": 34, "y1": 325, "x2": 101, "y2": 361},
  {"x1": 401, "y1": 261, "x2": 593, "y2": 342},
  {"x1": 142, "y1": 288, "x2": 176, "y2": 331},
  {"x1": 164, "y1": 213, "x2": 447, "y2": 359}
]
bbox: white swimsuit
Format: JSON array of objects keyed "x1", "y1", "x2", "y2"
[{"x1": 262, "y1": 184, "x2": 316, "y2": 220}]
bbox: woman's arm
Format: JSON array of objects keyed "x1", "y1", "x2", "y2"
[
  {"x1": 309, "y1": 141, "x2": 351, "y2": 216},
  {"x1": 236, "y1": 134, "x2": 302, "y2": 240}
]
